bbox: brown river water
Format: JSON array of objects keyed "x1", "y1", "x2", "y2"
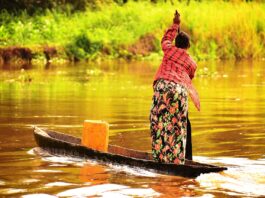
[{"x1": 0, "y1": 60, "x2": 265, "y2": 197}]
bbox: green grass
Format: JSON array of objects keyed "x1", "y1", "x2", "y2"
[{"x1": 0, "y1": 1, "x2": 265, "y2": 61}]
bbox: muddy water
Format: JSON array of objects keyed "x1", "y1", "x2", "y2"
[{"x1": 0, "y1": 60, "x2": 265, "y2": 197}]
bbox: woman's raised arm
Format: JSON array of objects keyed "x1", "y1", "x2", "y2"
[{"x1": 161, "y1": 10, "x2": 180, "y2": 52}]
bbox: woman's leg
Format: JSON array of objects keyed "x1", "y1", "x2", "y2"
[{"x1": 185, "y1": 115, "x2": 192, "y2": 160}]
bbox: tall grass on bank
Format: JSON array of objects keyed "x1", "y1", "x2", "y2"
[
  {"x1": 180, "y1": 2, "x2": 265, "y2": 60},
  {"x1": 0, "y1": 1, "x2": 264, "y2": 61}
]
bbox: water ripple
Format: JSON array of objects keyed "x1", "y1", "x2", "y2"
[
  {"x1": 195, "y1": 156, "x2": 265, "y2": 197},
  {"x1": 56, "y1": 184, "x2": 160, "y2": 197}
]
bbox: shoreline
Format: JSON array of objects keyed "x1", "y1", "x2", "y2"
[{"x1": 1, "y1": 45, "x2": 264, "y2": 68}]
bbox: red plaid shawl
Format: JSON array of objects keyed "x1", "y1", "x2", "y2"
[{"x1": 154, "y1": 24, "x2": 200, "y2": 111}]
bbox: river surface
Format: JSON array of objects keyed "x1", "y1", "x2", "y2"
[{"x1": 0, "y1": 60, "x2": 265, "y2": 197}]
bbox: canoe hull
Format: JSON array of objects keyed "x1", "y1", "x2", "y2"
[{"x1": 33, "y1": 127, "x2": 227, "y2": 178}]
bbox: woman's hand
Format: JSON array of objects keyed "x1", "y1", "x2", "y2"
[{"x1": 173, "y1": 10, "x2": 180, "y2": 25}]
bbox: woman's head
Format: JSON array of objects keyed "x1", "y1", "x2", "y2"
[{"x1": 175, "y1": 31, "x2": 190, "y2": 49}]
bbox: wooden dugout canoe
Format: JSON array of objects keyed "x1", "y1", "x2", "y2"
[{"x1": 33, "y1": 127, "x2": 227, "y2": 178}]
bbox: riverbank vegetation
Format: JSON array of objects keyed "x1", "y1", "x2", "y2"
[{"x1": 0, "y1": 0, "x2": 265, "y2": 64}]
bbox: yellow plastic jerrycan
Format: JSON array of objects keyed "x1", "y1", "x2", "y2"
[{"x1": 81, "y1": 120, "x2": 109, "y2": 152}]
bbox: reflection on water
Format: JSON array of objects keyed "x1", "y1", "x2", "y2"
[
  {"x1": 0, "y1": 60, "x2": 265, "y2": 197},
  {"x1": 29, "y1": 148, "x2": 265, "y2": 197}
]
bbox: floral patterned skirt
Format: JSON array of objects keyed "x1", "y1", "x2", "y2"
[{"x1": 150, "y1": 79, "x2": 188, "y2": 164}]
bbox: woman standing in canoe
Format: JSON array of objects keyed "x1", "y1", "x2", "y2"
[{"x1": 150, "y1": 10, "x2": 200, "y2": 164}]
